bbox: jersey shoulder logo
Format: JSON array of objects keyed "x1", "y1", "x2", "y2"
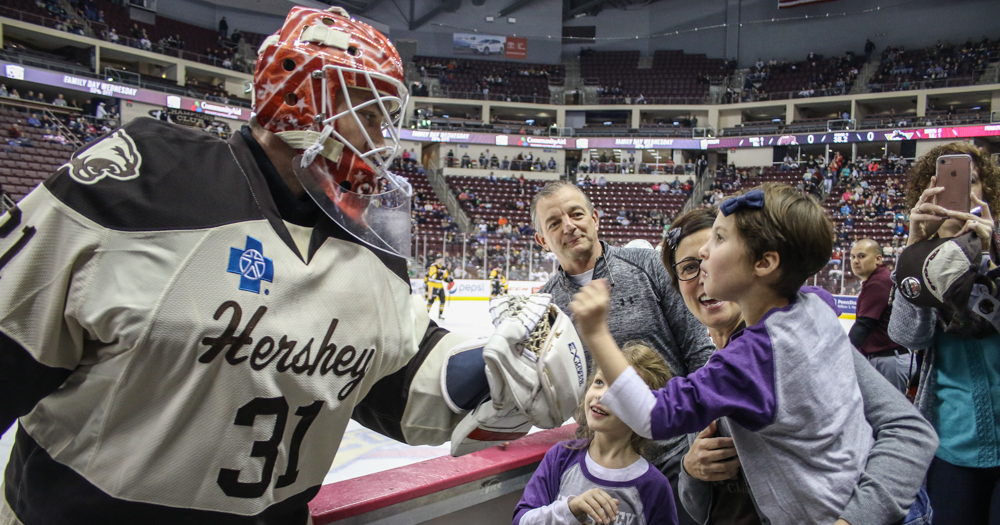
[
  {"x1": 61, "y1": 129, "x2": 142, "y2": 185},
  {"x1": 228, "y1": 236, "x2": 274, "y2": 294}
]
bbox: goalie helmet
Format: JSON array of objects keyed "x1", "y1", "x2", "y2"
[{"x1": 253, "y1": 6, "x2": 411, "y2": 256}]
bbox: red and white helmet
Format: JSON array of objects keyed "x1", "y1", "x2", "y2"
[{"x1": 253, "y1": 6, "x2": 411, "y2": 256}]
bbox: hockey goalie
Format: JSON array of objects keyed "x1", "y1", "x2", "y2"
[{"x1": 0, "y1": 6, "x2": 585, "y2": 524}]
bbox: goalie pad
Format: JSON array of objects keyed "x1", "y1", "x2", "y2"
[{"x1": 483, "y1": 294, "x2": 589, "y2": 429}]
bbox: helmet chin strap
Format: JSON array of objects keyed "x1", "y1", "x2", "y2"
[{"x1": 276, "y1": 129, "x2": 344, "y2": 168}]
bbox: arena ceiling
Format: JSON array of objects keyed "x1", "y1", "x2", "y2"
[{"x1": 197, "y1": 0, "x2": 657, "y2": 28}]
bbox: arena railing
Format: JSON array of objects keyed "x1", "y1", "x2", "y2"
[
  {"x1": 309, "y1": 425, "x2": 577, "y2": 524},
  {"x1": 867, "y1": 75, "x2": 979, "y2": 93},
  {"x1": 437, "y1": 90, "x2": 553, "y2": 105}
]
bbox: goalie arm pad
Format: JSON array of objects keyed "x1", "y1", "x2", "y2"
[{"x1": 352, "y1": 312, "x2": 476, "y2": 446}]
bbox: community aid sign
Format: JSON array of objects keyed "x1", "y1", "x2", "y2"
[{"x1": 505, "y1": 38, "x2": 527, "y2": 60}]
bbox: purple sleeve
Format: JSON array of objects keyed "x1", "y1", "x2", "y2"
[
  {"x1": 513, "y1": 443, "x2": 571, "y2": 525},
  {"x1": 641, "y1": 473, "x2": 678, "y2": 525},
  {"x1": 648, "y1": 325, "x2": 777, "y2": 440}
]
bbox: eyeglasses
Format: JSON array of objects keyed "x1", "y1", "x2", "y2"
[{"x1": 673, "y1": 258, "x2": 703, "y2": 282}]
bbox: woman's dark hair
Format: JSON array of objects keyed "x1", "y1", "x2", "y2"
[
  {"x1": 661, "y1": 207, "x2": 717, "y2": 290},
  {"x1": 904, "y1": 142, "x2": 1000, "y2": 214}
]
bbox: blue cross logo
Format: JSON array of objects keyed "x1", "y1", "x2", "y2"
[{"x1": 227, "y1": 236, "x2": 274, "y2": 294}]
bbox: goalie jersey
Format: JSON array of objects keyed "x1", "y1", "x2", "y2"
[{"x1": 0, "y1": 119, "x2": 467, "y2": 524}]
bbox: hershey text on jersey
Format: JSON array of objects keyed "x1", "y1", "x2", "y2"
[{"x1": 199, "y1": 300, "x2": 373, "y2": 400}]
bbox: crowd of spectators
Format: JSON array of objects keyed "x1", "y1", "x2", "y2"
[
  {"x1": 731, "y1": 51, "x2": 862, "y2": 103},
  {"x1": 416, "y1": 57, "x2": 558, "y2": 103},
  {"x1": 0, "y1": 86, "x2": 120, "y2": 146},
  {"x1": 445, "y1": 149, "x2": 558, "y2": 173},
  {"x1": 868, "y1": 37, "x2": 1000, "y2": 92},
  {"x1": 34, "y1": 0, "x2": 88, "y2": 36}
]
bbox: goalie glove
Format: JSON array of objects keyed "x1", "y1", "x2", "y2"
[
  {"x1": 483, "y1": 293, "x2": 589, "y2": 430},
  {"x1": 441, "y1": 294, "x2": 588, "y2": 455}
]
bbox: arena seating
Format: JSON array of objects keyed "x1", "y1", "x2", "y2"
[
  {"x1": 582, "y1": 50, "x2": 724, "y2": 104},
  {"x1": 755, "y1": 54, "x2": 865, "y2": 99},
  {"x1": 867, "y1": 40, "x2": 998, "y2": 92},
  {"x1": 415, "y1": 56, "x2": 564, "y2": 103},
  {"x1": 448, "y1": 175, "x2": 684, "y2": 250},
  {"x1": 0, "y1": 105, "x2": 76, "y2": 199}
]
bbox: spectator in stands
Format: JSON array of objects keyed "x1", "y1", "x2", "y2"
[
  {"x1": 35, "y1": 93, "x2": 46, "y2": 104},
  {"x1": 219, "y1": 16, "x2": 229, "y2": 38},
  {"x1": 479, "y1": 151, "x2": 487, "y2": 168},
  {"x1": 501, "y1": 155, "x2": 509, "y2": 170},
  {"x1": 43, "y1": 130, "x2": 68, "y2": 144},
  {"x1": 865, "y1": 39, "x2": 876, "y2": 62},
  {"x1": 460, "y1": 151, "x2": 471, "y2": 168},
  {"x1": 596, "y1": 173, "x2": 607, "y2": 187},
  {"x1": 8, "y1": 123, "x2": 32, "y2": 147},
  {"x1": 696, "y1": 155, "x2": 708, "y2": 177},
  {"x1": 27, "y1": 114, "x2": 41, "y2": 128},
  {"x1": 139, "y1": 30, "x2": 152, "y2": 52},
  {"x1": 40, "y1": 115, "x2": 57, "y2": 132},
  {"x1": 52, "y1": 93, "x2": 67, "y2": 107},
  {"x1": 850, "y1": 239, "x2": 913, "y2": 392},
  {"x1": 890, "y1": 142, "x2": 1000, "y2": 525},
  {"x1": 0, "y1": 84, "x2": 6, "y2": 97}
]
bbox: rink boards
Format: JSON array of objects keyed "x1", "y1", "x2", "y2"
[{"x1": 413, "y1": 279, "x2": 859, "y2": 320}]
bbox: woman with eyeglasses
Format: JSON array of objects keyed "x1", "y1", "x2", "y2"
[{"x1": 661, "y1": 206, "x2": 937, "y2": 525}]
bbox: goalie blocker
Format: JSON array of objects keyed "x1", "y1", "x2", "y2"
[{"x1": 441, "y1": 294, "x2": 588, "y2": 456}]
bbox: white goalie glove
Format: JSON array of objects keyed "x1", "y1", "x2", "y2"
[
  {"x1": 443, "y1": 294, "x2": 589, "y2": 456},
  {"x1": 484, "y1": 294, "x2": 588, "y2": 429}
]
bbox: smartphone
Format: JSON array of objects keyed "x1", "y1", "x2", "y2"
[{"x1": 935, "y1": 154, "x2": 972, "y2": 212}]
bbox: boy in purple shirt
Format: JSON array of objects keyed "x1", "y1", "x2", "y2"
[{"x1": 571, "y1": 185, "x2": 874, "y2": 525}]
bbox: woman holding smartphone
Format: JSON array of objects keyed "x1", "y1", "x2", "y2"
[
  {"x1": 890, "y1": 142, "x2": 1000, "y2": 525},
  {"x1": 661, "y1": 207, "x2": 937, "y2": 525}
]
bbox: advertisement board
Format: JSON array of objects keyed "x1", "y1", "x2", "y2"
[
  {"x1": 409, "y1": 279, "x2": 548, "y2": 300},
  {"x1": 0, "y1": 62, "x2": 249, "y2": 121},
  {"x1": 453, "y1": 33, "x2": 507, "y2": 57},
  {"x1": 452, "y1": 33, "x2": 527, "y2": 59},
  {"x1": 399, "y1": 124, "x2": 1000, "y2": 152},
  {"x1": 505, "y1": 37, "x2": 527, "y2": 60},
  {"x1": 832, "y1": 295, "x2": 858, "y2": 319}
]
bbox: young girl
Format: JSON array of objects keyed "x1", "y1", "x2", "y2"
[
  {"x1": 513, "y1": 341, "x2": 678, "y2": 525},
  {"x1": 571, "y1": 183, "x2": 875, "y2": 525}
]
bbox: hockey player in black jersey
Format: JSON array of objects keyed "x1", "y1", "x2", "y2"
[
  {"x1": 0, "y1": 6, "x2": 589, "y2": 525},
  {"x1": 489, "y1": 267, "x2": 508, "y2": 298},
  {"x1": 425, "y1": 260, "x2": 450, "y2": 319}
]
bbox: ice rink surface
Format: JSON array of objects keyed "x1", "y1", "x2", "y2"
[{"x1": 0, "y1": 298, "x2": 855, "y2": 486}]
